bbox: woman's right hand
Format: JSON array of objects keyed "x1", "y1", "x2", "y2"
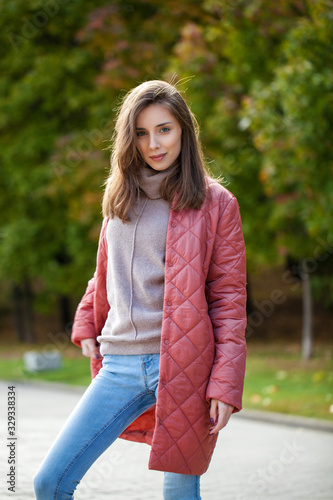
[{"x1": 81, "y1": 338, "x2": 102, "y2": 360}]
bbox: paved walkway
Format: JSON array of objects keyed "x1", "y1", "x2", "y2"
[{"x1": 0, "y1": 381, "x2": 332, "y2": 499}]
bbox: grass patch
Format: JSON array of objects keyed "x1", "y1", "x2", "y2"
[
  {"x1": 244, "y1": 343, "x2": 333, "y2": 421},
  {"x1": 0, "y1": 356, "x2": 91, "y2": 387},
  {"x1": 0, "y1": 342, "x2": 332, "y2": 421}
]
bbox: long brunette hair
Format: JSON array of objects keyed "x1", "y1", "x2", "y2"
[{"x1": 102, "y1": 80, "x2": 208, "y2": 221}]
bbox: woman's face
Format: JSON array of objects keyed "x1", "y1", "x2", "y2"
[{"x1": 135, "y1": 103, "x2": 182, "y2": 171}]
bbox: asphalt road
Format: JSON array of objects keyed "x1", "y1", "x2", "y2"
[{"x1": 0, "y1": 381, "x2": 332, "y2": 500}]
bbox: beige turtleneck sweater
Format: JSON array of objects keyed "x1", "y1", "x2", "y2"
[{"x1": 97, "y1": 166, "x2": 172, "y2": 355}]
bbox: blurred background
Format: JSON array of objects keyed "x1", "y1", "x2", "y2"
[{"x1": 0, "y1": 0, "x2": 332, "y2": 421}]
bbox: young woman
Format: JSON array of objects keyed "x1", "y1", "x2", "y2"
[{"x1": 34, "y1": 80, "x2": 247, "y2": 500}]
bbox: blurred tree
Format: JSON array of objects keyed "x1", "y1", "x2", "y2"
[
  {"x1": 75, "y1": 0, "x2": 207, "y2": 98},
  {"x1": 243, "y1": 0, "x2": 333, "y2": 357},
  {"x1": 0, "y1": 0, "x2": 110, "y2": 340}
]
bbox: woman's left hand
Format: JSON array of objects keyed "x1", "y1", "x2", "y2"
[{"x1": 209, "y1": 399, "x2": 234, "y2": 435}]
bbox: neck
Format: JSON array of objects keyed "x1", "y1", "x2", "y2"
[{"x1": 139, "y1": 165, "x2": 174, "y2": 199}]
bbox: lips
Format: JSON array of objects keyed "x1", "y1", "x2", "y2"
[{"x1": 149, "y1": 153, "x2": 167, "y2": 161}]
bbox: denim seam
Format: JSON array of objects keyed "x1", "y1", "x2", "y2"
[
  {"x1": 196, "y1": 475, "x2": 201, "y2": 499},
  {"x1": 142, "y1": 355, "x2": 159, "y2": 394},
  {"x1": 53, "y1": 389, "x2": 155, "y2": 499}
]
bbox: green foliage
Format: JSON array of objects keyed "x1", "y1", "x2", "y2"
[
  {"x1": 0, "y1": 0, "x2": 110, "y2": 308},
  {"x1": 245, "y1": 1, "x2": 333, "y2": 259}
]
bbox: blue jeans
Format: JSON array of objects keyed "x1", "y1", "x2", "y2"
[{"x1": 34, "y1": 354, "x2": 201, "y2": 499}]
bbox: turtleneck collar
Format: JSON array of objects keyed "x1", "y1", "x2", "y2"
[{"x1": 139, "y1": 165, "x2": 175, "y2": 200}]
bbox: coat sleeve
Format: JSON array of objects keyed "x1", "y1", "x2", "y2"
[
  {"x1": 205, "y1": 195, "x2": 247, "y2": 413},
  {"x1": 71, "y1": 218, "x2": 109, "y2": 348},
  {"x1": 71, "y1": 275, "x2": 97, "y2": 348}
]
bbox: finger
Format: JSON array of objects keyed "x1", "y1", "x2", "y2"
[
  {"x1": 209, "y1": 415, "x2": 222, "y2": 435},
  {"x1": 81, "y1": 342, "x2": 90, "y2": 357},
  {"x1": 81, "y1": 340, "x2": 101, "y2": 359},
  {"x1": 209, "y1": 399, "x2": 218, "y2": 427},
  {"x1": 210, "y1": 402, "x2": 233, "y2": 435},
  {"x1": 87, "y1": 346, "x2": 101, "y2": 359}
]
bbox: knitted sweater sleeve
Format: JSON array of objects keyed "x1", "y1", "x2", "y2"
[{"x1": 205, "y1": 195, "x2": 247, "y2": 412}]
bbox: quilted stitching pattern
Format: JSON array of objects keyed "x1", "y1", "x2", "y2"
[{"x1": 71, "y1": 181, "x2": 247, "y2": 476}]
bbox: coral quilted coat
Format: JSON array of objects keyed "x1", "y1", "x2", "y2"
[{"x1": 71, "y1": 179, "x2": 247, "y2": 475}]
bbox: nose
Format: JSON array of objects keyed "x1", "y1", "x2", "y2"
[{"x1": 149, "y1": 134, "x2": 160, "y2": 150}]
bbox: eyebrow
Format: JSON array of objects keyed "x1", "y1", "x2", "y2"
[{"x1": 136, "y1": 121, "x2": 173, "y2": 130}]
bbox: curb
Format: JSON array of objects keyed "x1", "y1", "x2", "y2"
[{"x1": 235, "y1": 408, "x2": 333, "y2": 433}]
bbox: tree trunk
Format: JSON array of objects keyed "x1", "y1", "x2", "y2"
[
  {"x1": 12, "y1": 280, "x2": 35, "y2": 343},
  {"x1": 301, "y1": 263, "x2": 313, "y2": 360},
  {"x1": 246, "y1": 273, "x2": 255, "y2": 316},
  {"x1": 59, "y1": 295, "x2": 72, "y2": 333}
]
